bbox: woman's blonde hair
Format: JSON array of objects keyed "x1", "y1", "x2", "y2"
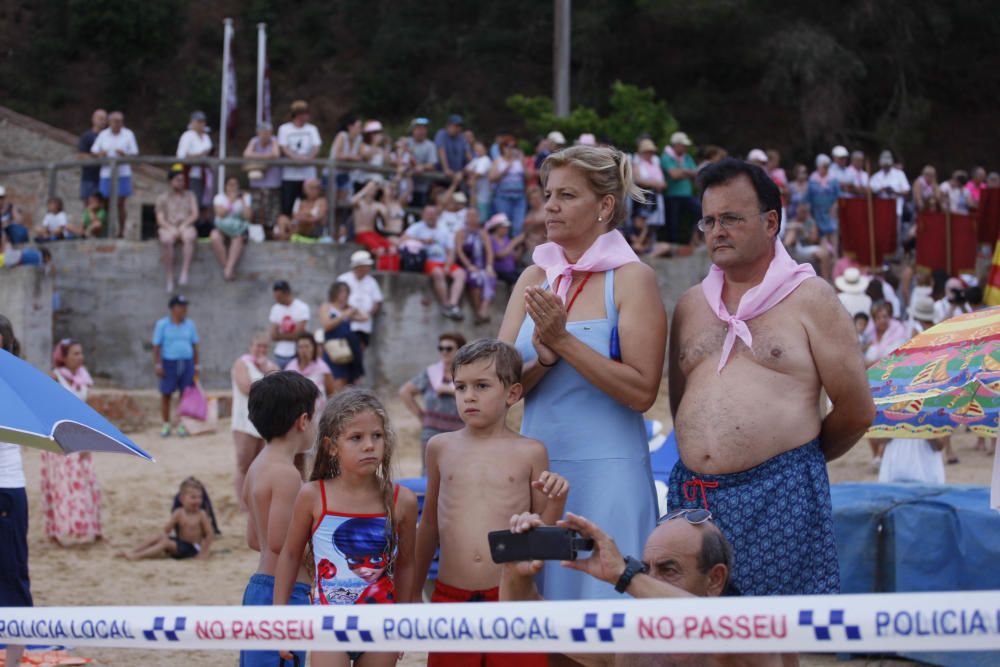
[
  {"x1": 540, "y1": 145, "x2": 645, "y2": 227},
  {"x1": 310, "y1": 388, "x2": 398, "y2": 573}
]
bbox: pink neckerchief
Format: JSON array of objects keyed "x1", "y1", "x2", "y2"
[
  {"x1": 532, "y1": 230, "x2": 639, "y2": 302},
  {"x1": 426, "y1": 361, "x2": 453, "y2": 394},
  {"x1": 55, "y1": 365, "x2": 93, "y2": 393},
  {"x1": 701, "y1": 238, "x2": 816, "y2": 373}
]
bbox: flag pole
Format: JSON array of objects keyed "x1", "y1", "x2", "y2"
[
  {"x1": 945, "y1": 206, "x2": 953, "y2": 276},
  {"x1": 256, "y1": 23, "x2": 266, "y2": 126},
  {"x1": 864, "y1": 158, "x2": 876, "y2": 268},
  {"x1": 218, "y1": 17, "x2": 234, "y2": 195}
]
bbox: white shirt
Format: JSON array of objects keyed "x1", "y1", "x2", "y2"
[
  {"x1": 277, "y1": 122, "x2": 322, "y2": 181},
  {"x1": 933, "y1": 298, "x2": 971, "y2": 325},
  {"x1": 939, "y1": 181, "x2": 974, "y2": 215},
  {"x1": 213, "y1": 193, "x2": 251, "y2": 218},
  {"x1": 843, "y1": 166, "x2": 870, "y2": 198},
  {"x1": 437, "y1": 209, "x2": 467, "y2": 250},
  {"x1": 176, "y1": 130, "x2": 214, "y2": 179},
  {"x1": 829, "y1": 163, "x2": 851, "y2": 188},
  {"x1": 869, "y1": 168, "x2": 911, "y2": 217},
  {"x1": 43, "y1": 211, "x2": 68, "y2": 232},
  {"x1": 269, "y1": 298, "x2": 311, "y2": 358},
  {"x1": 91, "y1": 127, "x2": 139, "y2": 178},
  {"x1": 337, "y1": 271, "x2": 383, "y2": 335},
  {"x1": 0, "y1": 443, "x2": 25, "y2": 488},
  {"x1": 838, "y1": 292, "x2": 873, "y2": 318}
]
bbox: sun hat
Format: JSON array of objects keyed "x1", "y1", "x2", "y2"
[
  {"x1": 637, "y1": 138, "x2": 658, "y2": 154},
  {"x1": 910, "y1": 296, "x2": 936, "y2": 323},
  {"x1": 350, "y1": 250, "x2": 375, "y2": 268},
  {"x1": 815, "y1": 153, "x2": 832, "y2": 167},
  {"x1": 835, "y1": 267, "x2": 871, "y2": 294},
  {"x1": 547, "y1": 131, "x2": 567, "y2": 145},
  {"x1": 669, "y1": 131, "x2": 693, "y2": 146},
  {"x1": 747, "y1": 148, "x2": 768, "y2": 164},
  {"x1": 485, "y1": 213, "x2": 512, "y2": 231},
  {"x1": 363, "y1": 120, "x2": 383, "y2": 133},
  {"x1": 832, "y1": 145, "x2": 849, "y2": 158}
]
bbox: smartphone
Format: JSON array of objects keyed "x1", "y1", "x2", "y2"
[{"x1": 488, "y1": 527, "x2": 595, "y2": 563}]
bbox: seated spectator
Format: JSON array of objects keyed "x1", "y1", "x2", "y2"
[
  {"x1": 285, "y1": 331, "x2": 335, "y2": 408},
  {"x1": 486, "y1": 213, "x2": 524, "y2": 286},
  {"x1": 354, "y1": 120, "x2": 388, "y2": 191},
  {"x1": 318, "y1": 281, "x2": 366, "y2": 391},
  {"x1": 155, "y1": 165, "x2": 199, "y2": 292},
  {"x1": 379, "y1": 179, "x2": 407, "y2": 243},
  {"x1": 940, "y1": 170, "x2": 977, "y2": 215},
  {"x1": 843, "y1": 150, "x2": 870, "y2": 198},
  {"x1": 625, "y1": 215, "x2": 678, "y2": 259},
  {"x1": 34, "y1": 197, "x2": 71, "y2": 241},
  {"x1": 489, "y1": 136, "x2": 528, "y2": 235},
  {"x1": 783, "y1": 202, "x2": 831, "y2": 280},
  {"x1": 466, "y1": 141, "x2": 493, "y2": 222},
  {"x1": 835, "y1": 267, "x2": 873, "y2": 318},
  {"x1": 437, "y1": 183, "x2": 469, "y2": 243},
  {"x1": 209, "y1": 176, "x2": 251, "y2": 281},
  {"x1": 966, "y1": 166, "x2": 987, "y2": 205},
  {"x1": 634, "y1": 138, "x2": 667, "y2": 231},
  {"x1": 242, "y1": 121, "x2": 281, "y2": 233},
  {"x1": 864, "y1": 301, "x2": 907, "y2": 366},
  {"x1": 67, "y1": 192, "x2": 106, "y2": 238},
  {"x1": 455, "y1": 208, "x2": 496, "y2": 325},
  {"x1": 808, "y1": 154, "x2": 840, "y2": 241},
  {"x1": 401, "y1": 206, "x2": 466, "y2": 320},
  {"x1": 501, "y1": 511, "x2": 781, "y2": 667},
  {"x1": 275, "y1": 177, "x2": 326, "y2": 240},
  {"x1": 350, "y1": 180, "x2": 392, "y2": 256},
  {"x1": 1, "y1": 185, "x2": 29, "y2": 247},
  {"x1": 913, "y1": 165, "x2": 941, "y2": 212}
]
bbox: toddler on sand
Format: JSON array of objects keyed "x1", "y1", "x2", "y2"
[{"x1": 117, "y1": 477, "x2": 213, "y2": 560}]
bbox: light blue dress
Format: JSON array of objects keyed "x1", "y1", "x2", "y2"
[{"x1": 514, "y1": 269, "x2": 658, "y2": 599}]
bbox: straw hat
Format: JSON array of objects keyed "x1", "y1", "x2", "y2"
[
  {"x1": 835, "y1": 267, "x2": 871, "y2": 294},
  {"x1": 637, "y1": 138, "x2": 657, "y2": 154}
]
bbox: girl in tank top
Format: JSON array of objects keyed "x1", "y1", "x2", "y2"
[{"x1": 274, "y1": 389, "x2": 418, "y2": 667}]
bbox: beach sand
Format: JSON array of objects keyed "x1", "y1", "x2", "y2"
[{"x1": 16, "y1": 390, "x2": 992, "y2": 667}]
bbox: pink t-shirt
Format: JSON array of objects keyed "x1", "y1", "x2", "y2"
[
  {"x1": 966, "y1": 181, "x2": 986, "y2": 203},
  {"x1": 636, "y1": 155, "x2": 665, "y2": 188}
]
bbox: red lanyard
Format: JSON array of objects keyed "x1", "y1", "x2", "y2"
[{"x1": 564, "y1": 273, "x2": 592, "y2": 314}]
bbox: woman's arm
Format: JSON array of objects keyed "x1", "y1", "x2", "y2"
[
  {"x1": 318, "y1": 303, "x2": 349, "y2": 331},
  {"x1": 393, "y1": 488, "x2": 419, "y2": 604},
  {"x1": 497, "y1": 266, "x2": 555, "y2": 394},
  {"x1": 488, "y1": 158, "x2": 509, "y2": 183},
  {"x1": 528, "y1": 264, "x2": 667, "y2": 412},
  {"x1": 482, "y1": 230, "x2": 495, "y2": 270},
  {"x1": 398, "y1": 381, "x2": 424, "y2": 420},
  {"x1": 322, "y1": 371, "x2": 335, "y2": 397},
  {"x1": 232, "y1": 359, "x2": 253, "y2": 396},
  {"x1": 454, "y1": 230, "x2": 472, "y2": 270}
]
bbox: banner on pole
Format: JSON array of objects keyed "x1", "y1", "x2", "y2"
[
  {"x1": 839, "y1": 198, "x2": 897, "y2": 268},
  {"x1": 916, "y1": 211, "x2": 978, "y2": 275}
]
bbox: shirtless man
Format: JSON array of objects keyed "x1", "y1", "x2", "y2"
[
  {"x1": 668, "y1": 158, "x2": 874, "y2": 596},
  {"x1": 501, "y1": 511, "x2": 781, "y2": 667},
  {"x1": 351, "y1": 179, "x2": 396, "y2": 257},
  {"x1": 415, "y1": 339, "x2": 568, "y2": 667}
]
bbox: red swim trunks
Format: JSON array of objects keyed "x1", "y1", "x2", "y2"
[
  {"x1": 427, "y1": 580, "x2": 549, "y2": 667},
  {"x1": 355, "y1": 230, "x2": 394, "y2": 254}
]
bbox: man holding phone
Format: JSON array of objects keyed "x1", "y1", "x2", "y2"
[{"x1": 500, "y1": 511, "x2": 781, "y2": 667}]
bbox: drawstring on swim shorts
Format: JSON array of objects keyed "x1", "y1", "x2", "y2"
[{"x1": 682, "y1": 478, "x2": 719, "y2": 511}]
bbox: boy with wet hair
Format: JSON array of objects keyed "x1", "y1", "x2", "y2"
[{"x1": 415, "y1": 338, "x2": 568, "y2": 667}]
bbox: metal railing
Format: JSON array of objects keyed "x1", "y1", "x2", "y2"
[{"x1": 0, "y1": 156, "x2": 454, "y2": 238}]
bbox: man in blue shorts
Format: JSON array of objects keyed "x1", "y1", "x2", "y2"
[
  {"x1": 91, "y1": 110, "x2": 139, "y2": 238},
  {"x1": 153, "y1": 295, "x2": 199, "y2": 438},
  {"x1": 668, "y1": 158, "x2": 874, "y2": 596}
]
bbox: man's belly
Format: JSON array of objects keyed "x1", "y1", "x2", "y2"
[{"x1": 675, "y1": 366, "x2": 822, "y2": 475}]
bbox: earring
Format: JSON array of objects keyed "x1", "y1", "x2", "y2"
[{"x1": 598, "y1": 216, "x2": 603, "y2": 223}]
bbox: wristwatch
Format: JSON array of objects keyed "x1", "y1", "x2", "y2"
[{"x1": 614, "y1": 555, "x2": 648, "y2": 594}]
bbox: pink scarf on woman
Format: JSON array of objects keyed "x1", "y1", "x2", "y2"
[
  {"x1": 54, "y1": 365, "x2": 93, "y2": 394},
  {"x1": 701, "y1": 237, "x2": 816, "y2": 373},
  {"x1": 426, "y1": 361, "x2": 453, "y2": 395},
  {"x1": 532, "y1": 230, "x2": 639, "y2": 302}
]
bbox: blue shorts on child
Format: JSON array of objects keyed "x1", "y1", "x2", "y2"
[{"x1": 239, "y1": 573, "x2": 310, "y2": 667}]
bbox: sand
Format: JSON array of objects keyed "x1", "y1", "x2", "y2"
[{"x1": 15, "y1": 390, "x2": 993, "y2": 666}]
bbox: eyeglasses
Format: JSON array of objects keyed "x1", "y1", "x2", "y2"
[
  {"x1": 696, "y1": 210, "x2": 770, "y2": 233},
  {"x1": 438, "y1": 345, "x2": 456, "y2": 353},
  {"x1": 658, "y1": 508, "x2": 713, "y2": 525}
]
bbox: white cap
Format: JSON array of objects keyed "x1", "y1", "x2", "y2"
[
  {"x1": 747, "y1": 149, "x2": 768, "y2": 164},
  {"x1": 816, "y1": 153, "x2": 832, "y2": 167},
  {"x1": 832, "y1": 145, "x2": 849, "y2": 158},
  {"x1": 670, "y1": 131, "x2": 693, "y2": 146},
  {"x1": 547, "y1": 131, "x2": 566, "y2": 145},
  {"x1": 577, "y1": 133, "x2": 597, "y2": 146},
  {"x1": 350, "y1": 250, "x2": 375, "y2": 267}
]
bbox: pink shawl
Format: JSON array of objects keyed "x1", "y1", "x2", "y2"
[
  {"x1": 701, "y1": 238, "x2": 816, "y2": 373},
  {"x1": 54, "y1": 365, "x2": 93, "y2": 394},
  {"x1": 532, "y1": 230, "x2": 639, "y2": 302},
  {"x1": 426, "y1": 361, "x2": 453, "y2": 395}
]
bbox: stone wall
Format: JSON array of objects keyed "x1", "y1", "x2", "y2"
[
  {"x1": 0, "y1": 265, "x2": 53, "y2": 369},
  {"x1": 0, "y1": 105, "x2": 166, "y2": 240},
  {"x1": 10, "y1": 241, "x2": 711, "y2": 391}
]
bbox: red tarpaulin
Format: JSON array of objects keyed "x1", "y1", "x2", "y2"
[
  {"x1": 916, "y1": 211, "x2": 978, "y2": 274},
  {"x1": 839, "y1": 197, "x2": 897, "y2": 267},
  {"x1": 977, "y1": 187, "x2": 1000, "y2": 245}
]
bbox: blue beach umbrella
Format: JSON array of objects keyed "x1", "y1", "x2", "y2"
[{"x1": 0, "y1": 349, "x2": 154, "y2": 461}]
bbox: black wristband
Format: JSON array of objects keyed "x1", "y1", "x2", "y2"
[
  {"x1": 537, "y1": 357, "x2": 558, "y2": 368},
  {"x1": 615, "y1": 556, "x2": 647, "y2": 594}
]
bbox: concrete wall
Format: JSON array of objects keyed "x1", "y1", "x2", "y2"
[
  {"x1": 13, "y1": 241, "x2": 711, "y2": 391},
  {"x1": 0, "y1": 105, "x2": 165, "y2": 240},
  {"x1": 0, "y1": 265, "x2": 53, "y2": 368}
]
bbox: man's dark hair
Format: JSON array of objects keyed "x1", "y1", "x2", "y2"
[
  {"x1": 248, "y1": 371, "x2": 319, "y2": 442},
  {"x1": 696, "y1": 157, "x2": 782, "y2": 217},
  {"x1": 0, "y1": 314, "x2": 20, "y2": 358},
  {"x1": 698, "y1": 526, "x2": 734, "y2": 581}
]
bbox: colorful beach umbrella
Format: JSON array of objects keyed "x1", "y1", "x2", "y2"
[
  {"x1": 0, "y1": 349, "x2": 154, "y2": 460},
  {"x1": 867, "y1": 307, "x2": 1000, "y2": 438}
]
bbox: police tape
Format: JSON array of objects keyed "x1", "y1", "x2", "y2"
[{"x1": 2, "y1": 591, "x2": 1000, "y2": 654}]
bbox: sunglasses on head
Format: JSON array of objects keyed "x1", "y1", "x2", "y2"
[
  {"x1": 658, "y1": 508, "x2": 713, "y2": 525},
  {"x1": 438, "y1": 345, "x2": 456, "y2": 352}
]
